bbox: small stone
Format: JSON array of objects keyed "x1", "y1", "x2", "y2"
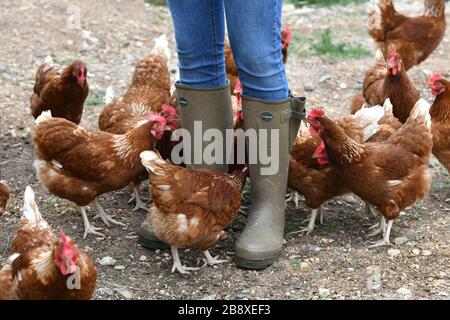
[
  {"x1": 304, "y1": 84, "x2": 314, "y2": 92},
  {"x1": 339, "y1": 83, "x2": 347, "y2": 89},
  {"x1": 412, "y1": 248, "x2": 421, "y2": 255},
  {"x1": 318, "y1": 288, "x2": 331, "y2": 298},
  {"x1": 387, "y1": 249, "x2": 401, "y2": 258},
  {"x1": 300, "y1": 262, "x2": 309, "y2": 270},
  {"x1": 421, "y1": 250, "x2": 432, "y2": 256},
  {"x1": 437, "y1": 272, "x2": 447, "y2": 279},
  {"x1": 397, "y1": 287, "x2": 412, "y2": 298},
  {"x1": 394, "y1": 237, "x2": 408, "y2": 245},
  {"x1": 155, "y1": 249, "x2": 161, "y2": 255},
  {"x1": 67, "y1": 39, "x2": 74, "y2": 46},
  {"x1": 319, "y1": 75, "x2": 331, "y2": 83},
  {"x1": 201, "y1": 294, "x2": 217, "y2": 300},
  {"x1": 98, "y1": 256, "x2": 116, "y2": 266},
  {"x1": 139, "y1": 255, "x2": 147, "y2": 262},
  {"x1": 0, "y1": 64, "x2": 6, "y2": 72},
  {"x1": 114, "y1": 265, "x2": 126, "y2": 270},
  {"x1": 117, "y1": 288, "x2": 133, "y2": 300}
]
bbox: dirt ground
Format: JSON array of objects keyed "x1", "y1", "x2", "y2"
[{"x1": 0, "y1": 0, "x2": 448, "y2": 300}]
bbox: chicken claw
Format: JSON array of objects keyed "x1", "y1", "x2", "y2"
[
  {"x1": 80, "y1": 207, "x2": 104, "y2": 239},
  {"x1": 203, "y1": 250, "x2": 228, "y2": 266},
  {"x1": 170, "y1": 246, "x2": 201, "y2": 274},
  {"x1": 129, "y1": 184, "x2": 150, "y2": 212},
  {"x1": 93, "y1": 199, "x2": 126, "y2": 227}
]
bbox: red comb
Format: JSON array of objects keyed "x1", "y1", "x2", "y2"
[
  {"x1": 234, "y1": 78, "x2": 243, "y2": 94},
  {"x1": 308, "y1": 108, "x2": 325, "y2": 119},
  {"x1": 388, "y1": 49, "x2": 398, "y2": 59},
  {"x1": 429, "y1": 73, "x2": 442, "y2": 86},
  {"x1": 161, "y1": 103, "x2": 177, "y2": 116},
  {"x1": 148, "y1": 112, "x2": 166, "y2": 124},
  {"x1": 60, "y1": 230, "x2": 69, "y2": 243}
]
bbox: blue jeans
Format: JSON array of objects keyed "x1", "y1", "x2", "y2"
[{"x1": 168, "y1": 0, "x2": 288, "y2": 100}]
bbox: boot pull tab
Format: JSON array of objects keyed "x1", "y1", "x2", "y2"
[
  {"x1": 280, "y1": 95, "x2": 306, "y2": 123},
  {"x1": 178, "y1": 97, "x2": 188, "y2": 108}
]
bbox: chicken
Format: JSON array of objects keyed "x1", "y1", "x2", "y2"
[
  {"x1": 30, "y1": 56, "x2": 89, "y2": 124},
  {"x1": 0, "y1": 180, "x2": 11, "y2": 216},
  {"x1": 225, "y1": 27, "x2": 292, "y2": 95},
  {"x1": 98, "y1": 36, "x2": 175, "y2": 209},
  {"x1": 33, "y1": 110, "x2": 170, "y2": 238},
  {"x1": 288, "y1": 103, "x2": 386, "y2": 235},
  {"x1": 0, "y1": 186, "x2": 96, "y2": 300},
  {"x1": 368, "y1": 0, "x2": 446, "y2": 71},
  {"x1": 308, "y1": 99, "x2": 433, "y2": 247},
  {"x1": 429, "y1": 74, "x2": 450, "y2": 172},
  {"x1": 349, "y1": 93, "x2": 367, "y2": 115},
  {"x1": 140, "y1": 150, "x2": 248, "y2": 274},
  {"x1": 358, "y1": 49, "x2": 420, "y2": 123},
  {"x1": 121, "y1": 35, "x2": 172, "y2": 111}
]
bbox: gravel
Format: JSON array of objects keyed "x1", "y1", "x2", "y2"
[{"x1": 0, "y1": 0, "x2": 449, "y2": 300}]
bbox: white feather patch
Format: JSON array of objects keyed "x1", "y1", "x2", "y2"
[
  {"x1": 176, "y1": 214, "x2": 188, "y2": 233},
  {"x1": 387, "y1": 180, "x2": 402, "y2": 186},
  {"x1": 35, "y1": 110, "x2": 53, "y2": 124}
]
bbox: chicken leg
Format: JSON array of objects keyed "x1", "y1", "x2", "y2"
[
  {"x1": 80, "y1": 207, "x2": 104, "y2": 239},
  {"x1": 128, "y1": 182, "x2": 149, "y2": 212},
  {"x1": 288, "y1": 208, "x2": 320, "y2": 237},
  {"x1": 170, "y1": 246, "x2": 201, "y2": 274},
  {"x1": 367, "y1": 215, "x2": 386, "y2": 238},
  {"x1": 203, "y1": 250, "x2": 228, "y2": 266},
  {"x1": 93, "y1": 199, "x2": 126, "y2": 227},
  {"x1": 369, "y1": 219, "x2": 394, "y2": 248}
]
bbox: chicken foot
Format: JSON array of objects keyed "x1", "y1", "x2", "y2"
[
  {"x1": 128, "y1": 183, "x2": 149, "y2": 212},
  {"x1": 93, "y1": 199, "x2": 126, "y2": 227},
  {"x1": 368, "y1": 219, "x2": 394, "y2": 248},
  {"x1": 367, "y1": 215, "x2": 386, "y2": 237},
  {"x1": 80, "y1": 207, "x2": 104, "y2": 239},
  {"x1": 364, "y1": 201, "x2": 378, "y2": 219},
  {"x1": 203, "y1": 250, "x2": 228, "y2": 266},
  {"x1": 170, "y1": 246, "x2": 201, "y2": 274},
  {"x1": 288, "y1": 207, "x2": 321, "y2": 237}
]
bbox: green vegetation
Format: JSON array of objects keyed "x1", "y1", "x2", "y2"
[
  {"x1": 291, "y1": 28, "x2": 370, "y2": 60},
  {"x1": 86, "y1": 96, "x2": 104, "y2": 107},
  {"x1": 286, "y1": 0, "x2": 364, "y2": 7},
  {"x1": 144, "y1": 0, "x2": 167, "y2": 6},
  {"x1": 312, "y1": 28, "x2": 370, "y2": 60}
]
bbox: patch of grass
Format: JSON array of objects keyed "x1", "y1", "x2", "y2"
[
  {"x1": 431, "y1": 176, "x2": 450, "y2": 192},
  {"x1": 290, "y1": 259, "x2": 301, "y2": 268},
  {"x1": 320, "y1": 220, "x2": 341, "y2": 232},
  {"x1": 45, "y1": 196, "x2": 62, "y2": 209},
  {"x1": 312, "y1": 28, "x2": 370, "y2": 60},
  {"x1": 291, "y1": 29, "x2": 370, "y2": 61},
  {"x1": 144, "y1": 0, "x2": 167, "y2": 6},
  {"x1": 286, "y1": 0, "x2": 365, "y2": 7},
  {"x1": 86, "y1": 97, "x2": 104, "y2": 106}
]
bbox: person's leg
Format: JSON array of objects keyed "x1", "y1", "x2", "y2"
[
  {"x1": 138, "y1": 0, "x2": 234, "y2": 249},
  {"x1": 168, "y1": 0, "x2": 227, "y2": 87},
  {"x1": 225, "y1": 0, "x2": 301, "y2": 269},
  {"x1": 224, "y1": 0, "x2": 288, "y2": 100}
]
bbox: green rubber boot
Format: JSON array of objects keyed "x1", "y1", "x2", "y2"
[
  {"x1": 235, "y1": 94, "x2": 305, "y2": 269},
  {"x1": 137, "y1": 81, "x2": 234, "y2": 250}
]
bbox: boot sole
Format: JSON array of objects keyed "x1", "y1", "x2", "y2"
[
  {"x1": 138, "y1": 234, "x2": 169, "y2": 250},
  {"x1": 235, "y1": 256, "x2": 278, "y2": 270}
]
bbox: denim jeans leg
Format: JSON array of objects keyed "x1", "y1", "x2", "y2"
[
  {"x1": 168, "y1": 0, "x2": 227, "y2": 88},
  {"x1": 224, "y1": 0, "x2": 288, "y2": 100}
]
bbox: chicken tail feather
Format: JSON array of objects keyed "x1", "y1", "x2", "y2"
[
  {"x1": 35, "y1": 110, "x2": 53, "y2": 124},
  {"x1": 22, "y1": 186, "x2": 44, "y2": 226},
  {"x1": 104, "y1": 86, "x2": 115, "y2": 105},
  {"x1": 151, "y1": 34, "x2": 171, "y2": 61},
  {"x1": 409, "y1": 99, "x2": 431, "y2": 130},
  {"x1": 353, "y1": 105, "x2": 385, "y2": 141},
  {"x1": 140, "y1": 150, "x2": 166, "y2": 173},
  {"x1": 383, "y1": 98, "x2": 394, "y2": 117}
]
